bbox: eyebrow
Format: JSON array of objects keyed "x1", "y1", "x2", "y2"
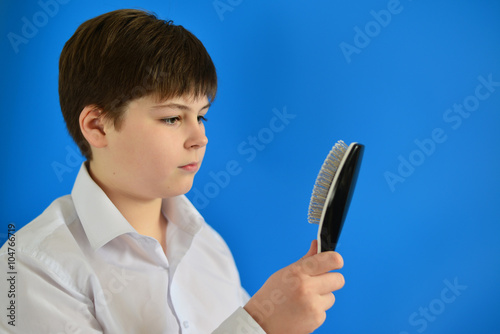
[{"x1": 151, "y1": 102, "x2": 211, "y2": 113}]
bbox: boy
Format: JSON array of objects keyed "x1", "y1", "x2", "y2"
[{"x1": 0, "y1": 9, "x2": 344, "y2": 333}]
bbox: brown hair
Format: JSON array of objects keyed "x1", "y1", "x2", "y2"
[{"x1": 59, "y1": 9, "x2": 217, "y2": 159}]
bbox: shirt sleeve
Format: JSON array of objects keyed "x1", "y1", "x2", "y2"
[
  {"x1": 241, "y1": 286, "x2": 252, "y2": 304},
  {"x1": 212, "y1": 307, "x2": 267, "y2": 334},
  {"x1": 0, "y1": 250, "x2": 104, "y2": 334}
]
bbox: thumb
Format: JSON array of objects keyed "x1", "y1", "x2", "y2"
[{"x1": 303, "y1": 239, "x2": 318, "y2": 259}]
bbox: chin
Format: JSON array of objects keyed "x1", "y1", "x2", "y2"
[{"x1": 161, "y1": 183, "x2": 194, "y2": 198}]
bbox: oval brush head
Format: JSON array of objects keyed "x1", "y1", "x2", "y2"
[
  {"x1": 308, "y1": 140, "x2": 364, "y2": 252},
  {"x1": 308, "y1": 141, "x2": 349, "y2": 225}
]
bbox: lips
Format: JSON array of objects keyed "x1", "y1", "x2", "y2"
[{"x1": 179, "y1": 162, "x2": 199, "y2": 172}]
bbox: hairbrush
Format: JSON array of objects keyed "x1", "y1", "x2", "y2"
[{"x1": 308, "y1": 140, "x2": 364, "y2": 253}]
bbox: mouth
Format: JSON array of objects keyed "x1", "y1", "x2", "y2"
[{"x1": 179, "y1": 162, "x2": 199, "y2": 173}]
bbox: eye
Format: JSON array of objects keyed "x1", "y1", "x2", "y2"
[
  {"x1": 198, "y1": 115, "x2": 208, "y2": 123},
  {"x1": 162, "y1": 116, "x2": 180, "y2": 125}
]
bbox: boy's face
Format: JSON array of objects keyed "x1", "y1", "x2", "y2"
[{"x1": 94, "y1": 94, "x2": 210, "y2": 201}]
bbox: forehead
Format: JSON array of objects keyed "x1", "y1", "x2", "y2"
[{"x1": 127, "y1": 94, "x2": 210, "y2": 111}]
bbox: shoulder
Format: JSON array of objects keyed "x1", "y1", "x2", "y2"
[
  {"x1": 190, "y1": 219, "x2": 241, "y2": 278},
  {"x1": 2, "y1": 195, "x2": 77, "y2": 253},
  {"x1": 0, "y1": 195, "x2": 91, "y2": 281}
]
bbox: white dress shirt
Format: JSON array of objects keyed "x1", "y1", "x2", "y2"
[{"x1": 0, "y1": 164, "x2": 265, "y2": 334}]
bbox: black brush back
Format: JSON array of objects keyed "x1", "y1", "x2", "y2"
[{"x1": 319, "y1": 143, "x2": 364, "y2": 252}]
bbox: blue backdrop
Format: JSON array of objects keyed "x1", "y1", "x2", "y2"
[{"x1": 2, "y1": 1, "x2": 500, "y2": 333}]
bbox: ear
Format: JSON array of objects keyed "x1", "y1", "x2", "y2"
[{"x1": 79, "y1": 105, "x2": 108, "y2": 149}]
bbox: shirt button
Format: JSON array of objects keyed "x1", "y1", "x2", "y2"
[{"x1": 183, "y1": 320, "x2": 189, "y2": 329}]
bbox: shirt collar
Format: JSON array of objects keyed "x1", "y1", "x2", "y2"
[
  {"x1": 71, "y1": 163, "x2": 203, "y2": 251},
  {"x1": 161, "y1": 194, "x2": 204, "y2": 237}
]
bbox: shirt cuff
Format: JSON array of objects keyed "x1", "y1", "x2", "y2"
[{"x1": 212, "y1": 306, "x2": 266, "y2": 334}]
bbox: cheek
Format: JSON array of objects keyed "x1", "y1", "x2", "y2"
[
  {"x1": 135, "y1": 131, "x2": 179, "y2": 166},
  {"x1": 116, "y1": 131, "x2": 147, "y2": 159},
  {"x1": 110, "y1": 125, "x2": 160, "y2": 164}
]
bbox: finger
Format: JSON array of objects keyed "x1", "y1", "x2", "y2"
[
  {"x1": 313, "y1": 272, "x2": 345, "y2": 295},
  {"x1": 302, "y1": 240, "x2": 318, "y2": 259},
  {"x1": 307, "y1": 292, "x2": 335, "y2": 317},
  {"x1": 319, "y1": 292, "x2": 336, "y2": 311},
  {"x1": 299, "y1": 251, "x2": 344, "y2": 276}
]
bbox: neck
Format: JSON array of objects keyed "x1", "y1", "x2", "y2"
[{"x1": 87, "y1": 162, "x2": 168, "y2": 253}]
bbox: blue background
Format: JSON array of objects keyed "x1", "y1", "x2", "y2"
[{"x1": 2, "y1": 0, "x2": 500, "y2": 333}]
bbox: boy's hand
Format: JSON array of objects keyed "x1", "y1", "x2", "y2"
[{"x1": 244, "y1": 240, "x2": 345, "y2": 334}]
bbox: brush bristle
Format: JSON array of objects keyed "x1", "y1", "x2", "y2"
[{"x1": 307, "y1": 140, "x2": 348, "y2": 224}]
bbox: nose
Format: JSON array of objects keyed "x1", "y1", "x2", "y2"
[{"x1": 185, "y1": 119, "x2": 208, "y2": 149}]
